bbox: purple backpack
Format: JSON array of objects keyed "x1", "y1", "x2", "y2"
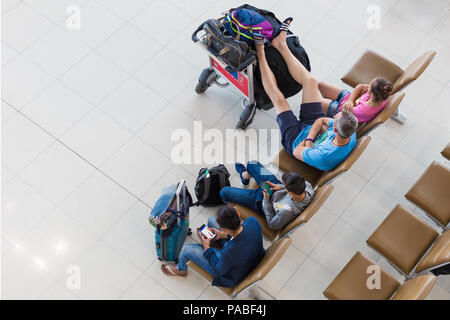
[{"x1": 223, "y1": 9, "x2": 274, "y2": 45}]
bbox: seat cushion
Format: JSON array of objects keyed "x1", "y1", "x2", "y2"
[
  {"x1": 187, "y1": 262, "x2": 235, "y2": 296},
  {"x1": 341, "y1": 51, "x2": 404, "y2": 88},
  {"x1": 415, "y1": 230, "x2": 450, "y2": 274},
  {"x1": 367, "y1": 205, "x2": 439, "y2": 275},
  {"x1": 323, "y1": 252, "x2": 400, "y2": 300},
  {"x1": 391, "y1": 275, "x2": 437, "y2": 300},
  {"x1": 405, "y1": 162, "x2": 450, "y2": 228},
  {"x1": 271, "y1": 149, "x2": 323, "y2": 188},
  {"x1": 442, "y1": 143, "x2": 450, "y2": 161},
  {"x1": 234, "y1": 204, "x2": 279, "y2": 241}
]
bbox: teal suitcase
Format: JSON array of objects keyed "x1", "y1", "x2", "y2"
[{"x1": 150, "y1": 180, "x2": 192, "y2": 263}]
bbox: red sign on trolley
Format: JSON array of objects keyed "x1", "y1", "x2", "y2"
[{"x1": 210, "y1": 57, "x2": 249, "y2": 98}]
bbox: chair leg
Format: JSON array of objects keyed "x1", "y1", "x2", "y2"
[{"x1": 390, "y1": 108, "x2": 407, "y2": 124}]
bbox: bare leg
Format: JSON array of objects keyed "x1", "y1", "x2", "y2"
[
  {"x1": 318, "y1": 81, "x2": 343, "y2": 100},
  {"x1": 321, "y1": 98, "x2": 333, "y2": 116},
  {"x1": 255, "y1": 44, "x2": 291, "y2": 115},
  {"x1": 272, "y1": 32, "x2": 321, "y2": 105}
]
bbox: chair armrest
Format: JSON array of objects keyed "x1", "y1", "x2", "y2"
[{"x1": 279, "y1": 184, "x2": 334, "y2": 238}]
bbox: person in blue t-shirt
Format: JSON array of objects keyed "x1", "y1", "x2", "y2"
[
  {"x1": 253, "y1": 18, "x2": 358, "y2": 171},
  {"x1": 290, "y1": 112, "x2": 357, "y2": 171}
]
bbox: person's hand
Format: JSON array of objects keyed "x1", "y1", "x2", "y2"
[
  {"x1": 211, "y1": 228, "x2": 227, "y2": 240},
  {"x1": 266, "y1": 181, "x2": 283, "y2": 192},
  {"x1": 263, "y1": 189, "x2": 270, "y2": 199},
  {"x1": 201, "y1": 234, "x2": 212, "y2": 250},
  {"x1": 341, "y1": 101, "x2": 354, "y2": 113}
]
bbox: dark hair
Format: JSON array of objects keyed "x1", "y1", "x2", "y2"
[
  {"x1": 282, "y1": 172, "x2": 306, "y2": 195},
  {"x1": 335, "y1": 110, "x2": 358, "y2": 139},
  {"x1": 371, "y1": 78, "x2": 393, "y2": 103},
  {"x1": 216, "y1": 207, "x2": 241, "y2": 231}
]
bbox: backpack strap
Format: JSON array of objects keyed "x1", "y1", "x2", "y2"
[{"x1": 192, "y1": 171, "x2": 212, "y2": 207}]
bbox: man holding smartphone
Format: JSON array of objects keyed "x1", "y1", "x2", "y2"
[
  {"x1": 220, "y1": 161, "x2": 315, "y2": 231},
  {"x1": 161, "y1": 207, "x2": 265, "y2": 290}
]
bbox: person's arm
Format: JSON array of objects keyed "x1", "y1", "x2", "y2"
[
  {"x1": 293, "y1": 118, "x2": 331, "y2": 161},
  {"x1": 204, "y1": 248, "x2": 232, "y2": 276},
  {"x1": 342, "y1": 84, "x2": 368, "y2": 112}
]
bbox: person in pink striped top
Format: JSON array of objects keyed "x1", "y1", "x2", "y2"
[{"x1": 318, "y1": 78, "x2": 393, "y2": 123}]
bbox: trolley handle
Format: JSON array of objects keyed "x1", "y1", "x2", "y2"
[
  {"x1": 192, "y1": 22, "x2": 205, "y2": 43},
  {"x1": 225, "y1": 54, "x2": 257, "y2": 73}
]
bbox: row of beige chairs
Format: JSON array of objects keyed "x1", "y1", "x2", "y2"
[
  {"x1": 324, "y1": 203, "x2": 449, "y2": 300},
  {"x1": 324, "y1": 151, "x2": 450, "y2": 300},
  {"x1": 187, "y1": 50, "x2": 437, "y2": 299},
  {"x1": 323, "y1": 252, "x2": 437, "y2": 300},
  {"x1": 368, "y1": 157, "x2": 450, "y2": 277}
]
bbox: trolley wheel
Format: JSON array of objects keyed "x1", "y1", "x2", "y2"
[
  {"x1": 195, "y1": 82, "x2": 208, "y2": 94},
  {"x1": 237, "y1": 101, "x2": 257, "y2": 130},
  {"x1": 195, "y1": 68, "x2": 217, "y2": 94}
]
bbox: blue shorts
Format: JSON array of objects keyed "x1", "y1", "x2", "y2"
[
  {"x1": 326, "y1": 89, "x2": 351, "y2": 118},
  {"x1": 276, "y1": 102, "x2": 324, "y2": 155}
]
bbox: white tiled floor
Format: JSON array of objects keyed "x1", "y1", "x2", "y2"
[{"x1": 2, "y1": 0, "x2": 450, "y2": 300}]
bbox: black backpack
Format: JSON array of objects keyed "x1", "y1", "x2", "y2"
[
  {"x1": 237, "y1": 4, "x2": 312, "y2": 111},
  {"x1": 194, "y1": 165, "x2": 231, "y2": 207}
]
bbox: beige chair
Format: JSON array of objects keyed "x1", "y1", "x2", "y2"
[
  {"x1": 271, "y1": 136, "x2": 371, "y2": 189},
  {"x1": 406, "y1": 162, "x2": 450, "y2": 230},
  {"x1": 356, "y1": 92, "x2": 405, "y2": 138},
  {"x1": 442, "y1": 143, "x2": 450, "y2": 161},
  {"x1": 323, "y1": 252, "x2": 437, "y2": 300},
  {"x1": 342, "y1": 50, "x2": 435, "y2": 124},
  {"x1": 367, "y1": 205, "x2": 450, "y2": 277},
  {"x1": 188, "y1": 238, "x2": 291, "y2": 299},
  {"x1": 342, "y1": 50, "x2": 436, "y2": 94},
  {"x1": 234, "y1": 184, "x2": 334, "y2": 241}
]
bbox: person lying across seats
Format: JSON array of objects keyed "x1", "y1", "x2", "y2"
[
  {"x1": 253, "y1": 18, "x2": 358, "y2": 172},
  {"x1": 161, "y1": 207, "x2": 265, "y2": 289},
  {"x1": 220, "y1": 161, "x2": 315, "y2": 231},
  {"x1": 318, "y1": 78, "x2": 393, "y2": 123}
]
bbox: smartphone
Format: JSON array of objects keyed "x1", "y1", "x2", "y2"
[
  {"x1": 261, "y1": 182, "x2": 274, "y2": 197},
  {"x1": 199, "y1": 225, "x2": 217, "y2": 240}
]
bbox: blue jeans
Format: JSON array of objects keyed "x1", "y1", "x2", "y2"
[
  {"x1": 327, "y1": 89, "x2": 351, "y2": 118},
  {"x1": 177, "y1": 217, "x2": 226, "y2": 274},
  {"x1": 220, "y1": 161, "x2": 281, "y2": 215}
]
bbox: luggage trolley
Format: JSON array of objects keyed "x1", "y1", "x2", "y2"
[{"x1": 192, "y1": 27, "x2": 258, "y2": 130}]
